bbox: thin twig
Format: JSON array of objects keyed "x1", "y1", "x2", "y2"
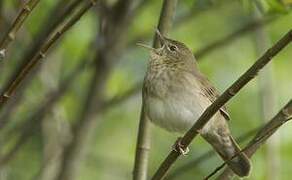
[
  {"x1": 151, "y1": 30, "x2": 292, "y2": 180},
  {"x1": 0, "y1": 0, "x2": 40, "y2": 60},
  {"x1": 215, "y1": 99, "x2": 292, "y2": 180},
  {"x1": 133, "y1": 1, "x2": 177, "y2": 180},
  {"x1": 0, "y1": 0, "x2": 97, "y2": 110}
]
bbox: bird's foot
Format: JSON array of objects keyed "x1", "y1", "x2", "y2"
[{"x1": 173, "y1": 137, "x2": 189, "y2": 156}]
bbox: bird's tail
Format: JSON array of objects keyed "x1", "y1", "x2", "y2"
[{"x1": 203, "y1": 133, "x2": 251, "y2": 177}]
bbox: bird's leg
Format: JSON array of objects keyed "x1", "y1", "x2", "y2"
[{"x1": 173, "y1": 137, "x2": 189, "y2": 156}]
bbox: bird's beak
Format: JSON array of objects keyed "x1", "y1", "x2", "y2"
[
  {"x1": 136, "y1": 43, "x2": 156, "y2": 51},
  {"x1": 155, "y1": 29, "x2": 167, "y2": 47},
  {"x1": 136, "y1": 29, "x2": 167, "y2": 54}
]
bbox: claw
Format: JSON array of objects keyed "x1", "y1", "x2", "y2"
[{"x1": 173, "y1": 137, "x2": 189, "y2": 156}]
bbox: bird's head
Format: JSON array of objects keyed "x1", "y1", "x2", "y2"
[{"x1": 137, "y1": 29, "x2": 195, "y2": 63}]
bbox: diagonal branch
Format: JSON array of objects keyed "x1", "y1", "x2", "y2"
[
  {"x1": 0, "y1": 0, "x2": 40, "y2": 60},
  {"x1": 215, "y1": 99, "x2": 292, "y2": 180},
  {"x1": 150, "y1": 29, "x2": 292, "y2": 180},
  {"x1": 0, "y1": 0, "x2": 97, "y2": 110},
  {"x1": 133, "y1": 0, "x2": 178, "y2": 180}
]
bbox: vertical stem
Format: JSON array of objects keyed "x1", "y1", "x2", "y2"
[
  {"x1": 133, "y1": 0, "x2": 177, "y2": 180},
  {"x1": 133, "y1": 105, "x2": 152, "y2": 180},
  {"x1": 153, "y1": 0, "x2": 177, "y2": 48},
  {"x1": 252, "y1": 3, "x2": 280, "y2": 180}
]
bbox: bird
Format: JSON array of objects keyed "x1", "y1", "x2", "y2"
[{"x1": 139, "y1": 30, "x2": 251, "y2": 177}]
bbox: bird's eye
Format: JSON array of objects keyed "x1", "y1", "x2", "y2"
[{"x1": 168, "y1": 45, "x2": 177, "y2": 51}]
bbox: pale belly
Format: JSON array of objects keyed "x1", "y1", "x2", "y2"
[{"x1": 145, "y1": 90, "x2": 212, "y2": 134}]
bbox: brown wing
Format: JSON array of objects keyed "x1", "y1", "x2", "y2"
[{"x1": 194, "y1": 71, "x2": 230, "y2": 120}]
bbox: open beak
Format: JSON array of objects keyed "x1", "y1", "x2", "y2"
[
  {"x1": 136, "y1": 29, "x2": 167, "y2": 54},
  {"x1": 136, "y1": 43, "x2": 156, "y2": 51},
  {"x1": 155, "y1": 29, "x2": 167, "y2": 47}
]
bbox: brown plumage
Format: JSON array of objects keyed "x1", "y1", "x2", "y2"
[{"x1": 141, "y1": 30, "x2": 251, "y2": 177}]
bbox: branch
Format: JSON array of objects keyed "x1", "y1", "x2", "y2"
[
  {"x1": 133, "y1": 1, "x2": 177, "y2": 180},
  {"x1": 150, "y1": 30, "x2": 292, "y2": 180},
  {"x1": 0, "y1": 0, "x2": 97, "y2": 110},
  {"x1": 215, "y1": 99, "x2": 292, "y2": 180},
  {"x1": 0, "y1": 0, "x2": 40, "y2": 60}
]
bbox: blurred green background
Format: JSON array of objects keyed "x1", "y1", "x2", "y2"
[{"x1": 0, "y1": 0, "x2": 291, "y2": 180}]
